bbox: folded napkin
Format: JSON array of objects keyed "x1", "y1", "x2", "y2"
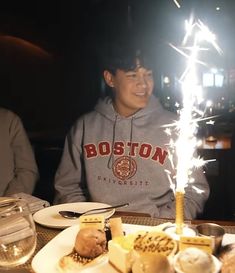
[
  {"x1": 0, "y1": 216, "x2": 29, "y2": 237},
  {"x1": 0, "y1": 216, "x2": 34, "y2": 245},
  {"x1": 11, "y1": 192, "x2": 50, "y2": 214},
  {"x1": 0, "y1": 226, "x2": 34, "y2": 245}
]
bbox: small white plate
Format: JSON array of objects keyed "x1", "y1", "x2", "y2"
[
  {"x1": 33, "y1": 202, "x2": 115, "y2": 229},
  {"x1": 31, "y1": 223, "x2": 153, "y2": 273}
]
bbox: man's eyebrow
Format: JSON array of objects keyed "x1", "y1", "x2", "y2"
[{"x1": 125, "y1": 70, "x2": 137, "y2": 73}]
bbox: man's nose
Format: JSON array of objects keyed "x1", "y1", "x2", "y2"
[{"x1": 137, "y1": 76, "x2": 147, "y2": 88}]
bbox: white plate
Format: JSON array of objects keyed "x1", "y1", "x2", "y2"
[
  {"x1": 222, "y1": 233, "x2": 235, "y2": 246},
  {"x1": 33, "y1": 202, "x2": 115, "y2": 229},
  {"x1": 31, "y1": 222, "x2": 235, "y2": 273},
  {"x1": 31, "y1": 223, "x2": 153, "y2": 273}
]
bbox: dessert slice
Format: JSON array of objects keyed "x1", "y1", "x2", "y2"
[
  {"x1": 108, "y1": 233, "x2": 137, "y2": 273},
  {"x1": 108, "y1": 230, "x2": 177, "y2": 273}
]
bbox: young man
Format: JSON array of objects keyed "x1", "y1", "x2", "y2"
[
  {"x1": 0, "y1": 108, "x2": 39, "y2": 196},
  {"x1": 54, "y1": 41, "x2": 209, "y2": 219}
]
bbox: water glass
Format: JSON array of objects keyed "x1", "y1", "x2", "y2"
[{"x1": 0, "y1": 198, "x2": 37, "y2": 269}]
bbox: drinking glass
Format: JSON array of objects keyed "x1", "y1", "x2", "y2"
[{"x1": 0, "y1": 198, "x2": 37, "y2": 269}]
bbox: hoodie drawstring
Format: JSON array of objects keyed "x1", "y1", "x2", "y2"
[
  {"x1": 128, "y1": 117, "x2": 134, "y2": 173},
  {"x1": 107, "y1": 115, "x2": 118, "y2": 169},
  {"x1": 107, "y1": 115, "x2": 134, "y2": 175}
]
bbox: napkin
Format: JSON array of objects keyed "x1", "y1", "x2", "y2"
[
  {"x1": 11, "y1": 192, "x2": 50, "y2": 214},
  {"x1": 0, "y1": 216, "x2": 29, "y2": 236},
  {"x1": 0, "y1": 216, "x2": 34, "y2": 245},
  {"x1": 0, "y1": 226, "x2": 34, "y2": 245}
]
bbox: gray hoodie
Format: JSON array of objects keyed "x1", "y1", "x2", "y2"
[
  {"x1": 0, "y1": 108, "x2": 38, "y2": 196},
  {"x1": 54, "y1": 95, "x2": 209, "y2": 219}
]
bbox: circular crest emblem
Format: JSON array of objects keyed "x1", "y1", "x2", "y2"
[{"x1": 112, "y1": 156, "x2": 137, "y2": 180}]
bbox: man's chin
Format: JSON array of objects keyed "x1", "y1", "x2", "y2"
[{"x1": 136, "y1": 97, "x2": 149, "y2": 107}]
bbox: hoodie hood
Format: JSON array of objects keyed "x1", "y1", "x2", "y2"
[
  {"x1": 94, "y1": 95, "x2": 164, "y2": 121},
  {"x1": 94, "y1": 95, "x2": 170, "y2": 169}
]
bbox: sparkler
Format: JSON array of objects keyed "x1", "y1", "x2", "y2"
[{"x1": 168, "y1": 18, "x2": 222, "y2": 234}]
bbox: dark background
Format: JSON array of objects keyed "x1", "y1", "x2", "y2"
[
  {"x1": 1, "y1": 0, "x2": 235, "y2": 133},
  {"x1": 1, "y1": 0, "x2": 235, "y2": 218}
]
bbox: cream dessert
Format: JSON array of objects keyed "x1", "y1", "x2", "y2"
[{"x1": 174, "y1": 247, "x2": 216, "y2": 273}]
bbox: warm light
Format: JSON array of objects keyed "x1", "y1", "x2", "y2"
[
  {"x1": 206, "y1": 100, "x2": 213, "y2": 107},
  {"x1": 211, "y1": 68, "x2": 218, "y2": 74},
  {"x1": 164, "y1": 76, "x2": 170, "y2": 84}
]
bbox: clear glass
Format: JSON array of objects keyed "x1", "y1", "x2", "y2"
[{"x1": 0, "y1": 199, "x2": 37, "y2": 269}]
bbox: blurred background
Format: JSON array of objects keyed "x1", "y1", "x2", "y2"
[
  {"x1": 1, "y1": 0, "x2": 235, "y2": 132},
  {"x1": 1, "y1": 0, "x2": 235, "y2": 219}
]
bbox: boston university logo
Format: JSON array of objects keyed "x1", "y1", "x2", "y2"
[
  {"x1": 112, "y1": 156, "x2": 137, "y2": 180},
  {"x1": 84, "y1": 141, "x2": 168, "y2": 180}
]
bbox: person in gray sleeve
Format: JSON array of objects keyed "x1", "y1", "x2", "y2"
[
  {"x1": 54, "y1": 37, "x2": 209, "y2": 219},
  {"x1": 0, "y1": 108, "x2": 39, "y2": 196}
]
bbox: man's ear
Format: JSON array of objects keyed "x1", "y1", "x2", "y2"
[{"x1": 103, "y1": 70, "x2": 114, "y2": 88}]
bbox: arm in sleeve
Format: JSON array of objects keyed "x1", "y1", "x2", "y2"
[
  {"x1": 54, "y1": 121, "x2": 88, "y2": 204},
  {"x1": 158, "y1": 167, "x2": 210, "y2": 220},
  {"x1": 5, "y1": 115, "x2": 39, "y2": 195}
]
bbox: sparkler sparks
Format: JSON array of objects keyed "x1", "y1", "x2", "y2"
[
  {"x1": 176, "y1": 18, "x2": 221, "y2": 189},
  {"x1": 167, "y1": 17, "x2": 222, "y2": 192},
  {"x1": 173, "y1": 0, "x2": 181, "y2": 9},
  {"x1": 165, "y1": 18, "x2": 222, "y2": 233}
]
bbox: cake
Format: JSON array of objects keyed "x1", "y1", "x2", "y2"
[
  {"x1": 108, "y1": 233, "x2": 137, "y2": 273},
  {"x1": 132, "y1": 253, "x2": 173, "y2": 273},
  {"x1": 174, "y1": 247, "x2": 215, "y2": 273},
  {"x1": 108, "y1": 230, "x2": 177, "y2": 273},
  {"x1": 133, "y1": 230, "x2": 177, "y2": 257}
]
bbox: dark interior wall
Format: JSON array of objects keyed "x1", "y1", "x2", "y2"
[
  {"x1": 0, "y1": 1, "x2": 66, "y2": 133},
  {"x1": 0, "y1": 0, "x2": 187, "y2": 133},
  {"x1": 1, "y1": 0, "x2": 235, "y2": 134}
]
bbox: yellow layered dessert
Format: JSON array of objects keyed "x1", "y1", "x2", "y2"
[
  {"x1": 108, "y1": 230, "x2": 177, "y2": 273},
  {"x1": 108, "y1": 234, "x2": 136, "y2": 273}
]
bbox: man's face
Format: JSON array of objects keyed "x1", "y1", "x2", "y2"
[{"x1": 104, "y1": 66, "x2": 154, "y2": 117}]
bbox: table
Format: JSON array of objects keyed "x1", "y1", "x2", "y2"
[{"x1": 18, "y1": 212, "x2": 235, "y2": 273}]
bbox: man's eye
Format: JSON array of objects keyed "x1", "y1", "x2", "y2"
[
  {"x1": 127, "y1": 73, "x2": 137, "y2": 78},
  {"x1": 146, "y1": 71, "x2": 153, "y2": 77}
]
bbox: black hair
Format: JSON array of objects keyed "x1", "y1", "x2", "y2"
[{"x1": 100, "y1": 35, "x2": 155, "y2": 74}]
